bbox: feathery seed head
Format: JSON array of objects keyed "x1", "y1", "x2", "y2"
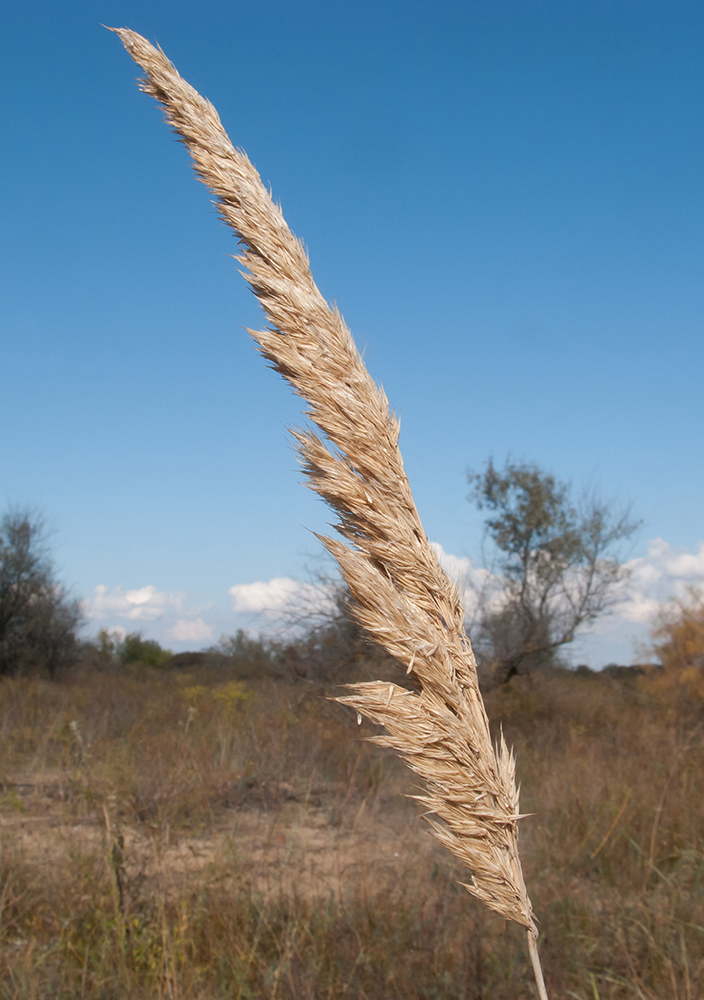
[{"x1": 111, "y1": 28, "x2": 549, "y2": 996}]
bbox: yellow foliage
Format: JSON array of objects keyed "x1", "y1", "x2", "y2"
[
  {"x1": 177, "y1": 680, "x2": 253, "y2": 715},
  {"x1": 645, "y1": 588, "x2": 704, "y2": 705},
  {"x1": 211, "y1": 680, "x2": 254, "y2": 713},
  {"x1": 178, "y1": 685, "x2": 209, "y2": 705}
]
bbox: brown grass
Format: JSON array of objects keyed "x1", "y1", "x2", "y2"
[
  {"x1": 0, "y1": 667, "x2": 702, "y2": 998},
  {"x1": 110, "y1": 27, "x2": 547, "y2": 993}
]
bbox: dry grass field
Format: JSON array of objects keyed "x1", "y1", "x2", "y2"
[{"x1": 0, "y1": 663, "x2": 702, "y2": 999}]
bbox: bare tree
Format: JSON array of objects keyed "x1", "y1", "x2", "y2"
[
  {"x1": 0, "y1": 508, "x2": 83, "y2": 676},
  {"x1": 466, "y1": 459, "x2": 640, "y2": 684}
]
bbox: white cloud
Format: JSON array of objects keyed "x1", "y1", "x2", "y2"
[
  {"x1": 229, "y1": 577, "x2": 302, "y2": 614},
  {"x1": 170, "y1": 618, "x2": 214, "y2": 643},
  {"x1": 83, "y1": 586, "x2": 214, "y2": 650},
  {"x1": 616, "y1": 538, "x2": 704, "y2": 623},
  {"x1": 228, "y1": 576, "x2": 334, "y2": 619},
  {"x1": 83, "y1": 584, "x2": 187, "y2": 622}
]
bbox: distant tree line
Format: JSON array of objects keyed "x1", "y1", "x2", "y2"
[{"x1": 3, "y1": 459, "x2": 702, "y2": 704}]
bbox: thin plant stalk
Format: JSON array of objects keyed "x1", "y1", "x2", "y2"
[{"x1": 111, "y1": 27, "x2": 549, "y2": 998}]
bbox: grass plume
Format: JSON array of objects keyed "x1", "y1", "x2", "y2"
[{"x1": 111, "y1": 27, "x2": 548, "y2": 997}]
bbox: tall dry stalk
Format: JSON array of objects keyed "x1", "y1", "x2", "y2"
[{"x1": 112, "y1": 28, "x2": 549, "y2": 998}]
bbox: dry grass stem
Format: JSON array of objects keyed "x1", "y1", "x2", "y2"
[{"x1": 111, "y1": 27, "x2": 548, "y2": 998}]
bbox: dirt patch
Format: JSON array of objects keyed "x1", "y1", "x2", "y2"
[{"x1": 0, "y1": 784, "x2": 440, "y2": 902}]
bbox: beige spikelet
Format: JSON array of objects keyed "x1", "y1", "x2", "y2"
[{"x1": 111, "y1": 27, "x2": 549, "y2": 998}]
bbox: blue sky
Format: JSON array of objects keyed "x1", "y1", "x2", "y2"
[{"x1": 2, "y1": 0, "x2": 703, "y2": 663}]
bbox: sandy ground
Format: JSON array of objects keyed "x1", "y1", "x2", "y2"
[{"x1": 0, "y1": 768, "x2": 442, "y2": 901}]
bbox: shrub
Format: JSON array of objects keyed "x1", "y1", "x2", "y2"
[
  {"x1": 119, "y1": 631, "x2": 172, "y2": 670},
  {"x1": 644, "y1": 587, "x2": 704, "y2": 709}
]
